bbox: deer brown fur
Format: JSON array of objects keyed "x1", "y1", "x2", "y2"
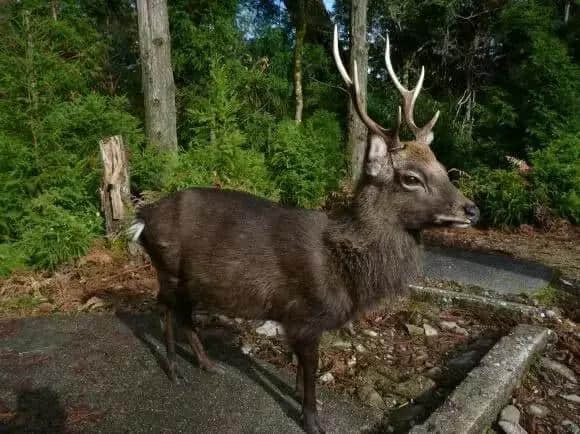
[{"x1": 130, "y1": 27, "x2": 479, "y2": 434}]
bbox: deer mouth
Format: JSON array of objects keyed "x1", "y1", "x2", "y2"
[{"x1": 433, "y1": 215, "x2": 472, "y2": 228}]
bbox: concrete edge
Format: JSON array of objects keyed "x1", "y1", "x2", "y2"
[
  {"x1": 409, "y1": 284, "x2": 562, "y2": 322},
  {"x1": 409, "y1": 324, "x2": 554, "y2": 434}
]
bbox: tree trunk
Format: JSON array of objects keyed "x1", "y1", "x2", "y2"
[
  {"x1": 99, "y1": 136, "x2": 132, "y2": 237},
  {"x1": 23, "y1": 10, "x2": 38, "y2": 147},
  {"x1": 136, "y1": 0, "x2": 177, "y2": 154},
  {"x1": 564, "y1": 1, "x2": 571, "y2": 24},
  {"x1": 346, "y1": 0, "x2": 368, "y2": 185},
  {"x1": 51, "y1": 1, "x2": 58, "y2": 21},
  {"x1": 293, "y1": 0, "x2": 306, "y2": 123}
]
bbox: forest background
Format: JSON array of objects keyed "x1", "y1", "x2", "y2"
[{"x1": 0, "y1": 0, "x2": 578, "y2": 274}]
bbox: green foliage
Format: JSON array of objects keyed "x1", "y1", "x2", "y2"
[
  {"x1": 19, "y1": 199, "x2": 99, "y2": 269},
  {"x1": 0, "y1": 244, "x2": 28, "y2": 276},
  {"x1": 269, "y1": 110, "x2": 344, "y2": 208},
  {"x1": 460, "y1": 169, "x2": 534, "y2": 227},
  {"x1": 531, "y1": 133, "x2": 580, "y2": 223},
  {"x1": 1, "y1": 0, "x2": 579, "y2": 276},
  {"x1": 0, "y1": 0, "x2": 142, "y2": 274}
]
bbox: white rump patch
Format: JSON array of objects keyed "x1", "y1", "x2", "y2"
[{"x1": 127, "y1": 219, "x2": 145, "y2": 242}]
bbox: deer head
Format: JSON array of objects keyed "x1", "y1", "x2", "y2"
[{"x1": 333, "y1": 26, "x2": 479, "y2": 230}]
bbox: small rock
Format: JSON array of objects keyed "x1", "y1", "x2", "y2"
[
  {"x1": 37, "y1": 302, "x2": 54, "y2": 313},
  {"x1": 498, "y1": 421, "x2": 527, "y2": 434},
  {"x1": 241, "y1": 344, "x2": 253, "y2": 355},
  {"x1": 347, "y1": 355, "x2": 357, "y2": 368},
  {"x1": 80, "y1": 296, "x2": 106, "y2": 311},
  {"x1": 343, "y1": 321, "x2": 356, "y2": 336},
  {"x1": 455, "y1": 326, "x2": 469, "y2": 336},
  {"x1": 409, "y1": 311, "x2": 423, "y2": 325},
  {"x1": 405, "y1": 324, "x2": 424, "y2": 336},
  {"x1": 500, "y1": 405, "x2": 521, "y2": 424},
  {"x1": 540, "y1": 357, "x2": 577, "y2": 384},
  {"x1": 561, "y1": 394, "x2": 580, "y2": 404},
  {"x1": 363, "y1": 329, "x2": 378, "y2": 338},
  {"x1": 394, "y1": 375, "x2": 436, "y2": 400},
  {"x1": 256, "y1": 320, "x2": 285, "y2": 337},
  {"x1": 423, "y1": 324, "x2": 438, "y2": 337},
  {"x1": 319, "y1": 372, "x2": 334, "y2": 384},
  {"x1": 331, "y1": 339, "x2": 352, "y2": 350},
  {"x1": 440, "y1": 321, "x2": 458, "y2": 330},
  {"x1": 215, "y1": 314, "x2": 232, "y2": 324},
  {"x1": 424, "y1": 367, "x2": 442, "y2": 379},
  {"x1": 527, "y1": 404, "x2": 549, "y2": 418},
  {"x1": 357, "y1": 385, "x2": 385, "y2": 409},
  {"x1": 355, "y1": 343, "x2": 367, "y2": 353},
  {"x1": 562, "y1": 420, "x2": 580, "y2": 434}
]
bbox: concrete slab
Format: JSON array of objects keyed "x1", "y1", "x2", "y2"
[
  {"x1": 0, "y1": 314, "x2": 379, "y2": 433},
  {"x1": 409, "y1": 285, "x2": 561, "y2": 321},
  {"x1": 423, "y1": 246, "x2": 554, "y2": 295},
  {"x1": 410, "y1": 324, "x2": 554, "y2": 434}
]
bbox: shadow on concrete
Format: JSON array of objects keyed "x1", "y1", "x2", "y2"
[
  {"x1": 116, "y1": 312, "x2": 303, "y2": 427},
  {"x1": 0, "y1": 387, "x2": 66, "y2": 434},
  {"x1": 423, "y1": 246, "x2": 554, "y2": 293}
]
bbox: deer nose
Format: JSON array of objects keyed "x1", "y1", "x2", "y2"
[{"x1": 464, "y1": 204, "x2": 480, "y2": 224}]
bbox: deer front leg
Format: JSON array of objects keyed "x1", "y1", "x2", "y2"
[
  {"x1": 161, "y1": 306, "x2": 177, "y2": 382},
  {"x1": 294, "y1": 338, "x2": 325, "y2": 434}
]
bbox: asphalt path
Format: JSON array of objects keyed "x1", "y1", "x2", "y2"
[
  {"x1": 423, "y1": 246, "x2": 554, "y2": 294},
  {"x1": 0, "y1": 314, "x2": 379, "y2": 433}
]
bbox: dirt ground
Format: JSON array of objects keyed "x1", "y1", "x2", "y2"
[{"x1": 0, "y1": 230, "x2": 579, "y2": 432}]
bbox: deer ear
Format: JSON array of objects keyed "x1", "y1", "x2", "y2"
[{"x1": 365, "y1": 134, "x2": 390, "y2": 177}]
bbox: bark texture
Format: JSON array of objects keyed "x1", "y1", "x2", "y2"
[
  {"x1": 137, "y1": 0, "x2": 177, "y2": 153},
  {"x1": 293, "y1": 0, "x2": 306, "y2": 123},
  {"x1": 99, "y1": 136, "x2": 131, "y2": 236},
  {"x1": 346, "y1": 0, "x2": 368, "y2": 185}
]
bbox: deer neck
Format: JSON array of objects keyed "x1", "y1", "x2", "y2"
[{"x1": 325, "y1": 185, "x2": 423, "y2": 312}]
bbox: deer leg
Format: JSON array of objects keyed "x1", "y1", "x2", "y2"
[
  {"x1": 295, "y1": 360, "x2": 304, "y2": 398},
  {"x1": 175, "y1": 303, "x2": 225, "y2": 375},
  {"x1": 161, "y1": 305, "x2": 177, "y2": 382},
  {"x1": 293, "y1": 337, "x2": 325, "y2": 434}
]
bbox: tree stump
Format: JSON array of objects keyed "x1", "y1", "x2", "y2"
[{"x1": 99, "y1": 136, "x2": 131, "y2": 237}]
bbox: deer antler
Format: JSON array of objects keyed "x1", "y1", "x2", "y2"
[
  {"x1": 384, "y1": 35, "x2": 440, "y2": 146},
  {"x1": 333, "y1": 26, "x2": 402, "y2": 150}
]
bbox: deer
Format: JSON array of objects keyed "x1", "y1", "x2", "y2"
[{"x1": 128, "y1": 26, "x2": 479, "y2": 434}]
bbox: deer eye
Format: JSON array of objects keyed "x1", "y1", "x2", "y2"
[{"x1": 400, "y1": 173, "x2": 425, "y2": 191}]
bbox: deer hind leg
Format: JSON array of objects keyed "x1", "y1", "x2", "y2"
[
  {"x1": 291, "y1": 335, "x2": 325, "y2": 434},
  {"x1": 158, "y1": 303, "x2": 177, "y2": 382},
  {"x1": 174, "y1": 301, "x2": 225, "y2": 375}
]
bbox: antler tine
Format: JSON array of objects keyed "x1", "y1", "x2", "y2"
[
  {"x1": 333, "y1": 26, "x2": 394, "y2": 143},
  {"x1": 385, "y1": 34, "x2": 440, "y2": 145}
]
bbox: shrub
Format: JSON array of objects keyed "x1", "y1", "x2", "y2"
[
  {"x1": 167, "y1": 138, "x2": 279, "y2": 199},
  {"x1": 18, "y1": 199, "x2": 100, "y2": 270},
  {"x1": 531, "y1": 133, "x2": 580, "y2": 223},
  {"x1": 459, "y1": 168, "x2": 534, "y2": 227},
  {"x1": 269, "y1": 110, "x2": 344, "y2": 208},
  {"x1": 0, "y1": 243, "x2": 28, "y2": 276}
]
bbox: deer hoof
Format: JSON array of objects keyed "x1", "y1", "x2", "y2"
[
  {"x1": 302, "y1": 413, "x2": 326, "y2": 434},
  {"x1": 201, "y1": 360, "x2": 226, "y2": 375}
]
